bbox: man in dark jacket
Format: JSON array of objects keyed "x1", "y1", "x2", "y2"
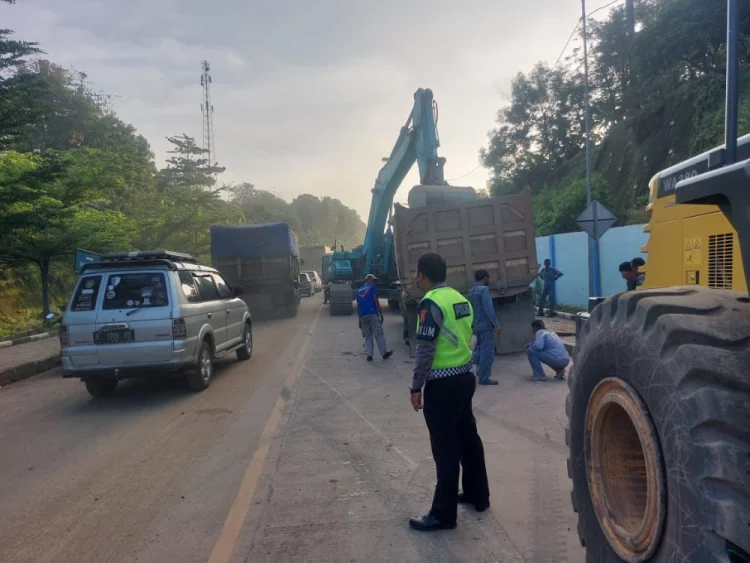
[{"x1": 537, "y1": 259, "x2": 563, "y2": 317}]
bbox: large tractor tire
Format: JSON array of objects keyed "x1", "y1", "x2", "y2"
[
  {"x1": 329, "y1": 283, "x2": 353, "y2": 316},
  {"x1": 567, "y1": 287, "x2": 750, "y2": 563}
]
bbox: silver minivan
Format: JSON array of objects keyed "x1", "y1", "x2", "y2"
[{"x1": 60, "y1": 251, "x2": 253, "y2": 397}]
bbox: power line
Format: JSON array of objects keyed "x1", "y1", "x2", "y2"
[
  {"x1": 446, "y1": 163, "x2": 483, "y2": 182},
  {"x1": 552, "y1": 0, "x2": 624, "y2": 70}
]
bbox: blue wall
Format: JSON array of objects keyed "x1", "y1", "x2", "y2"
[{"x1": 536, "y1": 224, "x2": 648, "y2": 308}]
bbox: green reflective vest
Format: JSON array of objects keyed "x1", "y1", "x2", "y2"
[{"x1": 417, "y1": 286, "x2": 474, "y2": 370}]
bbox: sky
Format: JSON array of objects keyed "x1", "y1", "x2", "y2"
[{"x1": 2, "y1": 0, "x2": 620, "y2": 220}]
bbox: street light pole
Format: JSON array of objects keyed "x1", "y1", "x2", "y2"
[{"x1": 581, "y1": 0, "x2": 601, "y2": 297}]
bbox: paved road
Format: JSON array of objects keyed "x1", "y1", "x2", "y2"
[{"x1": 0, "y1": 296, "x2": 584, "y2": 563}]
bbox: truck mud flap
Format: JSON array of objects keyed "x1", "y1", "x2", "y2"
[{"x1": 494, "y1": 289, "x2": 534, "y2": 355}]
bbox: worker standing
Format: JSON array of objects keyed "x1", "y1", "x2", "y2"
[
  {"x1": 408, "y1": 253, "x2": 490, "y2": 532},
  {"x1": 537, "y1": 259, "x2": 563, "y2": 317},
  {"x1": 356, "y1": 274, "x2": 393, "y2": 362},
  {"x1": 468, "y1": 269, "x2": 501, "y2": 386}
]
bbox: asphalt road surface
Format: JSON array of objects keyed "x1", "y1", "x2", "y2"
[{"x1": 0, "y1": 296, "x2": 584, "y2": 563}]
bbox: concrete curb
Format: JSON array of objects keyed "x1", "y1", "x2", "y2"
[
  {"x1": 0, "y1": 354, "x2": 61, "y2": 387},
  {"x1": 0, "y1": 330, "x2": 59, "y2": 349}
]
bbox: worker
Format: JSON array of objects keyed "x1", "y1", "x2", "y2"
[
  {"x1": 619, "y1": 260, "x2": 645, "y2": 291},
  {"x1": 468, "y1": 269, "x2": 501, "y2": 386},
  {"x1": 356, "y1": 274, "x2": 393, "y2": 362},
  {"x1": 537, "y1": 259, "x2": 563, "y2": 317},
  {"x1": 408, "y1": 252, "x2": 490, "y2": 532},
  {"x1": 631, "y1": 256, "x2": 646, "y2": 287},
  {"x1": 526, "y1": 319, "x2": 570, "y2": 381}
]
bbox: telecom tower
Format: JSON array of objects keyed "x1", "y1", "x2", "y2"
[{"x1": 200, "y1": 60, "x2": 216, "y2": 169}]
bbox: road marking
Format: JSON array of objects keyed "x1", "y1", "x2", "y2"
[
  {"x1": 207, "y1": 306, "x2": 322, "y2": 563},
  {"x1": 313, "y1": 372, "x2": 418, "y2": 469}
]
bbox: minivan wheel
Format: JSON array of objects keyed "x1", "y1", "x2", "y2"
[
  {"x1": 85, "y1": 378, "x2": 118, "y2": 398},
  {"x1": 186, "y1": 340, "x2": 213, "y2": 391},
  {"x1": 236, "y1": 323, "x2": 253, "y2": 361}
]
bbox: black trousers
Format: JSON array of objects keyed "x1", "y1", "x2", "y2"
[{"x1": 423, "y1": 371, "x2": 490, "y2": 524}]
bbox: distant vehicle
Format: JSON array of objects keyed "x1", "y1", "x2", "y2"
[
  {"x1": 302, "y1": 270, "x2": 322, "y2": 293},
  {"x1": 60, "y1": 250, "x2": 253, "y2": 398},
  {"x1": 211, "y1": 222, "x2": 301, "y2": 318},
  {"x1": 298, "y1": 273, "x2": 313, "y2": 297}
]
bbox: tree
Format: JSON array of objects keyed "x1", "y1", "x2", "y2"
[
  {"x1": 0, "y1": 29, "x2": 49, "y2": 148},
  {"x1": 158, "y1": 134, "x2": 224, "y2": 191},
  {"x1": 481, "y1": 63, "x2": 587, "y2": 196},
  {"x1": 0, "y1": 150, "x2": 135, "y2": 314}
]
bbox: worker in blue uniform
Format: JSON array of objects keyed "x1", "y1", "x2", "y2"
[
  {"x1": 356, "y1": 274, "x2": 393, "y2": 362},
  {"x1": 468, "y1": 269, "x2": 501, "y2": 386}
]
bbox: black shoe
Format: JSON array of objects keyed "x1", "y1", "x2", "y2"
[
  {"x1": 458, "y1": 492, "x2": 490, "y2": 512},
  {"x1": 367, "y1": 356, "x2": 373, "y2": 362},
  {"x1": 383, "y1": 350, "x2": 393, "y2": 359},
  {"x1": 408, "y1": 513, "x2": 456, "y2": 531},
  {"x1": 478, "y1": 379, "x2": 499, "y2": 385}
]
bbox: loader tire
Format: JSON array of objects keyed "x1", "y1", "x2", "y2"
[
  {"x1": 567, "y1": 286, "x2": 750, "y2": 563},
  {"x1": 329, "y1": 284, "x2": 353, "y2": 316}
]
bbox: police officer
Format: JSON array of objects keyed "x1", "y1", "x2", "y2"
[{"x1": 408, "y1": 252, "x2": 491, "y2": 532}]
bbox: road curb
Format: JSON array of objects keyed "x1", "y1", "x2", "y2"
[
  {"x1": 0, "y1": 330, "x2": 59, "y2": 349},
  {"x1": 0, "y1": 354, "x2": 61, "y2": 387}
]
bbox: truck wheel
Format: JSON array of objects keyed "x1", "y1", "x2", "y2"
[
  {"x1": 236, "y1": 323, "x2": 253, "y2": 361},
  {"x1": 388, "y1": 299, "x2": 401, "y2": 313},
  {"x1": 567, "y1": 287, "x2": 750, "y2": 562},
  {"x1": 186, "y1": 340, "x2": 214, "y2": 391},
  {"x1": 84, "y1": 378, "x2": 118, "y2": 398}
]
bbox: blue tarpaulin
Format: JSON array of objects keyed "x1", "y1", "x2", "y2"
[{"x1": 210, "y1": 223, "x2": 300, "y2": 260}]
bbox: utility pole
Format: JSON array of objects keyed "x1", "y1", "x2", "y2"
[
  {"x1": 200, "y1": 60, "x2": 216, "y2": 173},
  {"x1": 625, "y1": 0, "x2": 636, "y2": 38},
  {"x1": 582, "y1": 0, "x2": 602, "y2": 297}
]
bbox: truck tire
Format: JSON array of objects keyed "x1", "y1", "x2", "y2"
[
  {"x1": 567, "y1": 287, "x2": 750, "y2": 563},
  {"x1": 388, "y1": 299, "x2": 401, "y2": 313},
  {"x1": 329, "y1": 284, "x2": 353, "y2": 316}
]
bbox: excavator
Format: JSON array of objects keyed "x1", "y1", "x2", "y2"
[
  {"x1": 323, "y1": 88, "x2": 477, "y2": 316},
  {"x1": 568, "y1": 1, "x2": 749, "y2": 561}
]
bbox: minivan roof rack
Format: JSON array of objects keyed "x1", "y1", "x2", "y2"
[{"x1": 101, "y1": 250, "x2": 198, "y2": 264}]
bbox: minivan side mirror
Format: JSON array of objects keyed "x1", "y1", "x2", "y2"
[{"x1": 233, "y1": 285, "x2": 244, "y2": 297}]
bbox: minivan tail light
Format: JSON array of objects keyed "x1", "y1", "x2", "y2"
[
  {"x1": 59, "y1": 325, "x2": 69, "y2": 347},
  {"x1": 172, "y1": 318, "x2": 187, "y2": 340}
]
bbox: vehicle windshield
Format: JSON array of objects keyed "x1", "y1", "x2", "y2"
[{"x1": 102, "y1": 273, "x2": 169, "y2": 310}]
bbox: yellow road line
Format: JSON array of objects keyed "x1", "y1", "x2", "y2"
[{"x1": 207, "y1": 306, "x2": 322, "y2": 563}]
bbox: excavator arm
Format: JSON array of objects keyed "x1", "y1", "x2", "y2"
[{"x1": 362, "y1": 88, "x2": 446, "y2": 277}]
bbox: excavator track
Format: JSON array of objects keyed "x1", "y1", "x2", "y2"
[{"x1": 328, "y1": 283, "x2": 353, "y2": 316}]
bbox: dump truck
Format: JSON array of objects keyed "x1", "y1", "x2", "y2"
[
  {"x1": 210, "y1": 222, "x2": 301, "y2": 318},
  {"x1": 392, "y1": 187, "x2": 538, "y2": 356}
]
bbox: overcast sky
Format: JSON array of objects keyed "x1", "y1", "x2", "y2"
[{"x1": 3, "y1": 0, "x2": 618, "y2": 220}]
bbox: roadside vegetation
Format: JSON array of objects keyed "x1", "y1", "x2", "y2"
[
  {"x1": 482, "y1": 0, "x2": 750, "y2": 235},
  {"x1": 0, "y1": 1, "x2": 366, "y2": 337}
]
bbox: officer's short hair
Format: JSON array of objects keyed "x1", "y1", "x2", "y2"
[
  {"x1": 619, "y1": 261, "x2": 633, "y2": 272},
  {"x1": 417, "y1": 252, "x2": 447, "y2": 283},
  {"x1": 631, "y1": 257, "x2": 645, "y2": 267},
  {"x1": 544, "y1": 258, "x2": 551, "y2": 266},
  {"x1": 474, "y1": 269, "x2": 489, "y2": 282},
  {"x1": 532, "y1": 319, "x2": 545, "y2": 330}
]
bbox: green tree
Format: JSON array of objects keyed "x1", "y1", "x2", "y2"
[
  {"x1": 0, "y1": 29, "x2": 50, "y2": 148},
  {"x1": 0, "y1": 150, "x2": 135, "y2": 314},
  {"x1": 158, "y1": 134, "x2": 225, "y2": 191}
]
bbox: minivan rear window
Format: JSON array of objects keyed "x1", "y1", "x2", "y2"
[
  {"x1": 102, "y1": 273, "x2": 169, "y2": 310},
  {"x1": 70, "y1": 276, "x2": 102, "y2": 312}
]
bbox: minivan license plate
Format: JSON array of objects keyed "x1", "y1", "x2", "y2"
[{"x1": 94, "y1": 329, "x2": 135, "y2": 344}]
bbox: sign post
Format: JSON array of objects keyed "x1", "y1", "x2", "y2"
[
  {"x1": 576, "y1": 200, "x2": 616, "y2": 297},
  {"x1": 74, "y1": 249, "x2": 101, "y2": 273}
]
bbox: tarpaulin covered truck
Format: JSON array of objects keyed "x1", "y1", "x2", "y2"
[{"x1": 210, "y1": 222, "x2": 301, "y2": 318}]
